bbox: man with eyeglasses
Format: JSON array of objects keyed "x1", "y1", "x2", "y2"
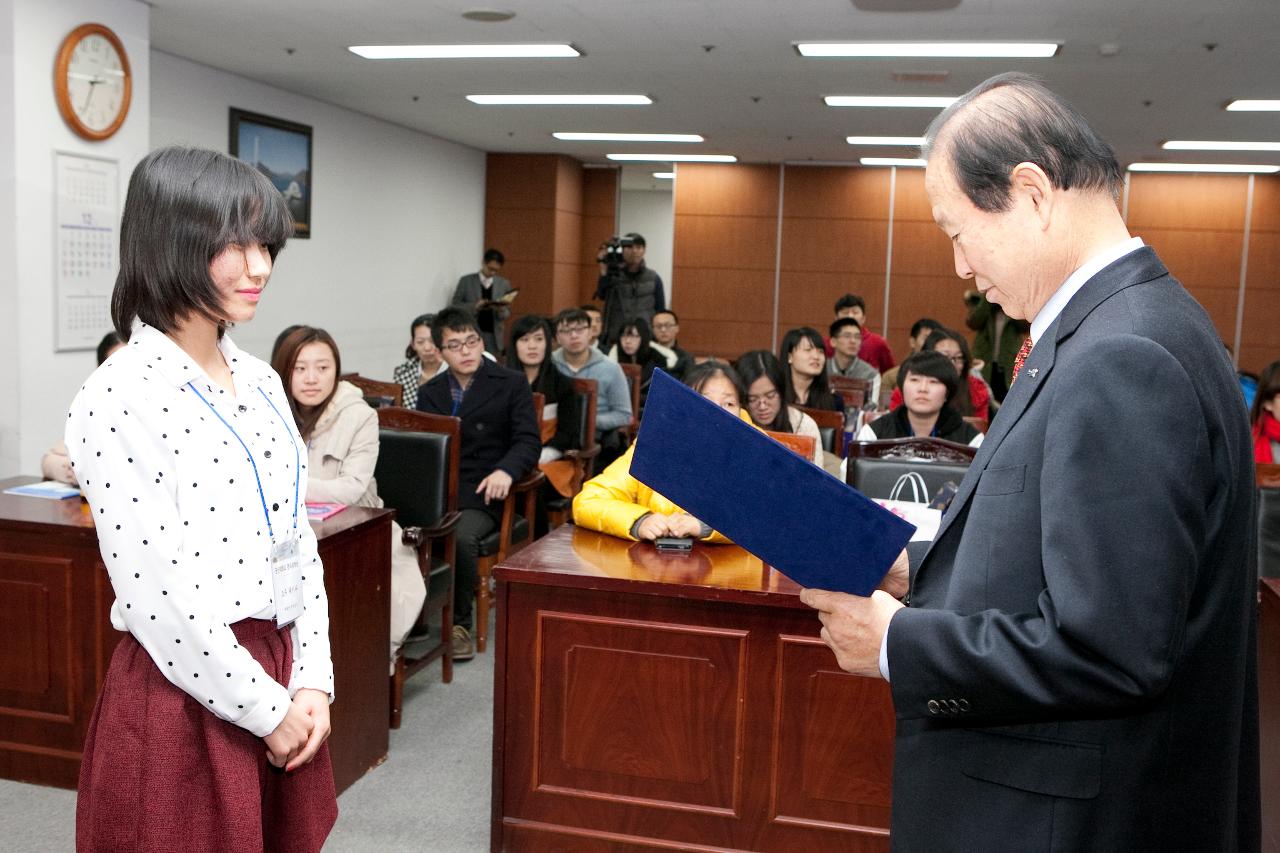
[
  {"x1": 650, "y1": 309, "x2": 693, "y2": 380},
  {"x1": 416, "y1": 307, "x2": 540, "y2": 660},
  {"x1": 827, "y1": 317, "x2": 881, "y2": 404},
  {"x1": 550, "y1": 307, "x2": 633, "y2": 468}
]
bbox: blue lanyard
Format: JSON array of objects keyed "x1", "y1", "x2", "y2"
[{"x1": 187, "y1": 383, "x2": 300, "y2": 539}]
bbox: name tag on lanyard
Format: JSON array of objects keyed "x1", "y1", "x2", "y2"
[{"x1": 271, "y1": 534, "x2": 303, "y2": 627}]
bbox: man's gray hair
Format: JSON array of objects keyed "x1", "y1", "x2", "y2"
[{"x1": 922, "y1": 72, "x2": 1123, "y2": 213}]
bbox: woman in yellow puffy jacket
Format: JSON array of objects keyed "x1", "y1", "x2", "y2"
[{"x1": 573, "y1": 360, "x2": 748, "y2": 543}]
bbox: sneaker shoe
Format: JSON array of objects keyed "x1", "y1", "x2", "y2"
[{"x1": 451, "y1": 625, "x2": 475, "y2": 662}]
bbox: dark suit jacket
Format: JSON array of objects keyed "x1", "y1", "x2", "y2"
[
  {"x1": 452, "y1": 273, "x2": 513, "y2": 351},
  {"x1": 416, "y1": 359, "x2": 540, "y2": 520},
  {"x1": 887, "y1": 248, "x2": 1259, "y2": 851}
]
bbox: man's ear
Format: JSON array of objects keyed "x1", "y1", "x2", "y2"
[{"x1": 1010, "y1": 161, "x2": 1054, "y2": 229}]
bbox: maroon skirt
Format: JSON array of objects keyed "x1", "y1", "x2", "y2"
[{"x1": 76, "y1": 619, "x2": 338, "y2": 852}]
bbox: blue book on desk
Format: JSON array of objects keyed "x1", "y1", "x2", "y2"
[{"x1": 630, "y1": 370, "x2": 915, "y2": 596}]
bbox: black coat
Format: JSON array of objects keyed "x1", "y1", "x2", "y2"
[
  {"x1": 416, "y1": 359, "x2": 540, "y2": 520},
  {"x1": 530, "y1": 363, "x2": 580, "y2": 452},
  {"x1": 869, "y1": 404, "x2": 979, "y2": 446}
]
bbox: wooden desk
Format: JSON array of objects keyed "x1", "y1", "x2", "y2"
[
  {"x1": 0, "y1": 475, "x2": 390, "y2": 795},
  {"x1": 1263, "y1": 579, "x2": 1280, "y2": 853},
  {"x1": 491, "y1": 525, "x2": 894, "y2": 852}
]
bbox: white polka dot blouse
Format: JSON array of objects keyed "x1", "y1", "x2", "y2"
[{"x1": 65, "y1": 322, "x2": 334, "y2": 738}]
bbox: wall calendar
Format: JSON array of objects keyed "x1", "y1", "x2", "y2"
[{"x1": 55, "y1": 152, "x2": 118, "y2": 351}]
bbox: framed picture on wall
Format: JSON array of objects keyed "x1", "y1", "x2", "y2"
[{"x1": 229, "y1": 107, "x2": 312, "y2": 238}]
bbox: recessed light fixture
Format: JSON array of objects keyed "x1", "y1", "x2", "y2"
[
  {"x1": 553, "y1": 132, "x2": 703, "y2": 142},
  {"x1": 847, "y1": 135, "x2": 927, "y2": 146},
  {"x1": 653, "y1": 172, "x2": 676, "y2": 179},
  {"x1": 606, "y1": 153, "x2": 737, "y2": 163},
  {"x1": 860, "y1": 157, "x2": 927, "y2": 167},
  {"x1": 825, "y1": 95, "x2": 957, "y2": 108},
  {"x1": 797, "y1": 42, "x2": 1059, "y2": 58},
  {"x1": 466, "y1": 94, "x2": 652, "y2": 105},
  {"x1": 1225, "y1": 100, "x2": 1280, "y2": 111},
  {"x1": 350, "y1": 44, "x2": 579, "y2": 59},
  {"x1": 1163, "y1": 140, "x2": 1280, "y2": 151},
  {"x1": 1128, "y1": 162, "x2": 1280, "y2": 174}
]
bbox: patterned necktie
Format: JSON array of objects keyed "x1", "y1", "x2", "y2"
[{"x1": 1011, "y1": 336, "x2": 1034, "y2": 384}]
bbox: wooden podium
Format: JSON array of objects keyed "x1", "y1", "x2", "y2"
[
  {"x1": 491, "y1": 525, "x2": 895, "y2": 852},
  {"x1": 0, "y1": 476, "x2": 391, "y2": 795}
]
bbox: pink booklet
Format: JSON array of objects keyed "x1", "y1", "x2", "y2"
[{"x1": 305, "y1": 502, "x2": 347, "y2": 521}]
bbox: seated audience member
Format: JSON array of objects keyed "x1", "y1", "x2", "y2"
[
  {"x1": 416, "y1": 307, "x2": 540, "y2": 660},
  {"x1": 608, "y1": 316, "x2": 666, "y2": 405},
  {"x1": 42, "y1": 331, "x2": 125, "y2": 484},
  {"x1": 551, "y1": 307, "x2": 633, "y2": 467},
  {"x1": 859, "y1": 351, "x2": 984, "y2": 447},
  {"x1": 827, "y1": 317, "x2": 882, "y2": 402},
  {"x1": 826, "y1": 293, "x2": 895, "y2": 372},
  {"x1": 581, "y1": 304, "x2": 605, "y2": 350},
  {"x1": 965, "y1": 290, "x2": 1029, "y2": 402},
  {"x1": 781, "y1": 327, "x2": 844, "y2": 414},
  {"x1": 273, "y1": 326, "x2": 427, "y2": 671},
  {"x1": 1253, "y1": 360, "x2": 1280, "y2": 462},
  {"x1": 735, "y1": 350, "x2": 825, "y2": 468},
  {"x1": 650, "y1": 309, "x2": 694, "y2": 379},
  {"x1": 573, "y1": 361, "x2": 745, "y2": 543},
  {"x1": 888, "y1": 327, "x2": 990, "y2": 424},
  {"x1": 882, "y1": 316, "x2": 942, "y2": 395},
  {"x1": 507, "y1": 314, "x2": 578, "y2": 463},
  {"x1": 393, "y1": 313, "x2": 446, "y2": 409}
]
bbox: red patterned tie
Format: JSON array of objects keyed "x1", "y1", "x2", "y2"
[{"x1": 1011, "y1": 336, "x2": 1034, "y2": 384}]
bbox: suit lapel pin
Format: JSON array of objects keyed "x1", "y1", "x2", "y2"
[{"x1": 1026, "y1": 368, "x2": 1039, "y2": 378}]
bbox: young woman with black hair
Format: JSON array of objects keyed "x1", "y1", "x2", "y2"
[
  {"x1": 887, "y1": 327, "x2": 991, "y2": 424},
  {"x1": 780, "y1": 326, "x2": 844, "y2": 414},
  {"x1": 66, "y1": 146, "x2": 336, "y2": 850},
  {"x1": 392, "y1": 312, "x2": 445, "y2": 409},
  {"x1": 608, "y1": 316, "x2": 667, "y2": 406},
  {"x1": 507, "y1": 313, "x2": 579, "y2": 463},
  {"x1": 735, "y1": 349, "x2": 825, "y2": 467},
  {"x1": 860, "y1": 350, "x2": 984, "y2": 447}
]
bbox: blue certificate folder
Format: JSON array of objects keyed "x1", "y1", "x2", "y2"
[{"x1": 630, "y1": 370, "x2": 915, "y2": 596}]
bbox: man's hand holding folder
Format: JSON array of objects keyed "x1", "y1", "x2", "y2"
[{"x1": 800, "y1": 548, "x2": 910, "y2": 679}]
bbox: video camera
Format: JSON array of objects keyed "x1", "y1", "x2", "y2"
[{"x1": 600, "y1": 234, "x2": 636, "y2": 275}]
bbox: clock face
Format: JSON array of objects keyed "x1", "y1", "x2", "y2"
[{"x1": 55, "y1": 24, "x2": 132, "y2": 140}]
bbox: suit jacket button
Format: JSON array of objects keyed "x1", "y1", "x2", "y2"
[
  {"x1": 948, "y1": 699, "x2": 960, "y2": 713},
  {"x1": 958, "y1": 699, "x2": 970, "y2": 712},
  {"x1": 927, "y1": 699, "x2": 940, "y2": 714}
]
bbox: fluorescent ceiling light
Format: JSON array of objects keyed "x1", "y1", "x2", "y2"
[
  {"x1": 1163, "y1": 140, "x2": 1280, "y2": 151},
  {"x1": 652, "y1": 172, "x2": 675, "y2": 179},
  {"x1": 826, "y1": 96, "x2": 957, "y2": 108},
  {"x1": 607, "y1": 153, "x2": 737, "y2": 162},
  {"x1": 1128, "y1": 162, "x2": 1280, "y2": 174},
  {"x1": 553, "y1": 132, "x2": 703, "y2": 142},
  {"x1": 1225, "y1": 100, "x2": 1280, "y2": 111},
  {"x1": 350, "y1": 44, "x2": 579, "y2": 59},
  {"x1": 798, "y1": 42, "x2": 1059, "y2": 58},
  {"x1": 466, "y1": 94, "x2": 652, "y2": 105},
  {"x1": 847, "y1": 135, "x2": 927, "y2": 146},
  {"x1": 861, "y1": 157, "x2": 927, "y2": 167}
]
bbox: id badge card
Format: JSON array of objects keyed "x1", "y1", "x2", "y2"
[{"x1": 271, "y1": 534, "x2": 304, "y2": 627}]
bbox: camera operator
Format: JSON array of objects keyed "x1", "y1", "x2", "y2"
[{"x1": 595, "y1": 232, "x2": 666, "y2": 349}]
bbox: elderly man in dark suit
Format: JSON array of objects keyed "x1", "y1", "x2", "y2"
[
  {"x1": 417, "y1": 306, "x2": 539, "y2": 660},
  {"x1": 451, "y1": 248, "x2": 514, "y2": 356},
  {"x1": 802, "y1": 72, "x2": 1259, "y2": 851}
]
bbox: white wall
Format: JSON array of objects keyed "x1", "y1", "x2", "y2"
[
  {"x1": 618, "y1": 188, "x2": 675, "y2": 307},
  {"x1": 3, "y1": 0, "x2": 151, "y2": 476},
  {"x1": 150, "y1": 50, "x2": 485, "y2": 377}
]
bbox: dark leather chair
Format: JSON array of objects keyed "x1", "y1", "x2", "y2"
[
  {"x1": 1259, "y1": 463, "x2": 1280, "y2": 579},
  {"x1": 546, "y1": 378, "x2": 600, "y2": 530},
  {"x1": 846, "y1": 437, "x2": 976, "y2": 502},
  {"x1": 619, "y1": 362, "x2": 642, "y2": 441},
  {"x1": 796, "y1": 404, "x2": 846, "y2": 456},
  {"x1": 342, "y1": 372, "x2": 404, "y2": 408},
  {"x1": 375, "y1": 407, "x2": 460, "y2": 728}
]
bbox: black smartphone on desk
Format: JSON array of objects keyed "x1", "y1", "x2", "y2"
[{"x1": 654, "y1": 536, "x2": 693, "y2": 553}]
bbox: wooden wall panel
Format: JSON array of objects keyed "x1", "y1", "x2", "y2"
[
  {"x1": 783, "y1": 165, "x2": 891, "y2": 219},
  {"x1": 579, "y1": 169, "x2": 618, "y2": 305},
  {"x1": 1126, "y1": 174, "x2": 1249, "y2": 231},
  {"x1": 777, "y1": 273, "x2": 884, "y2": 333},
  {"x1": 886, "y1": 172, "x2": 964, "y2": 353},
  {"x1": 673, "y1": 164, "x2": 781, "y2": 358},
  {"x1": 1244, "y1": 177, "x2": 1280, "y2": 374}
]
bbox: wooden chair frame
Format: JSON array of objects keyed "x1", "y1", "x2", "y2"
[
  {"x1": 342, "y1": 372, "x2": 403, "y2": 408},
  {"x1": 619, "y1": 362, "x2": 642, "y2": 440},
  {"x1": 828, "y1": 375, "x2": 871, "y2": 410},
  {"x1": 795, "y1": 404, "x2": 847, "y2": 457},
  {"x1": 377, "y1": 407, "x2": 460, "y2": 728},
  {"x1": 475, "y1": 466, "x2": 545, "y2": 654},
  {"x1": 846, "y1": 435, "x2": 978, "y2": 464}
]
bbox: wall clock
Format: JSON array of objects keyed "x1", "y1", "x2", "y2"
[{"x1": 54, "y1": 23, "x2": 132, "y2": 141}]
